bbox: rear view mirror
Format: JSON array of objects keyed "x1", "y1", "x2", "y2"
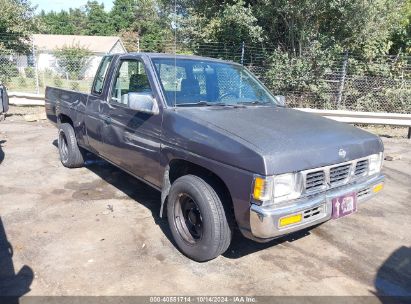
[
  {"x1": 128, "y1": 92, "x2": 159, "y2": 115},
  {"x1": 274, "y1": 95, "x2": 286, "y2": 107}
]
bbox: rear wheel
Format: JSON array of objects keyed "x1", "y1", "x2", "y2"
[
  {"x1": 58, "y1": 123, "x2": 84, "y2": 168},
  {"x1": 167, "y1": 175, "x2": 232, "y2": 262}
]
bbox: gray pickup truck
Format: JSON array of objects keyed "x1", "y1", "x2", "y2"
[{"x1": 45, "y1": 53, "x2": 385, "y2": 261}]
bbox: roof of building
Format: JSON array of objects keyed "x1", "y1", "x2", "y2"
[{"x1": 32, "y1": 34, "x2": 125, "y2": 54}]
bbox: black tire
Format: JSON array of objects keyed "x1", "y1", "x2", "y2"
[
  {"x1": 58, "y1": 123, "x2": 84, "y2": 168},
  {"x1": 167, "y1": 175, "x2": 232, "y2": 262}
]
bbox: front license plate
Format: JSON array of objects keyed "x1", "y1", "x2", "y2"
[{"x1": 332, "y1": 192, "x2": 357, "y2": 219}]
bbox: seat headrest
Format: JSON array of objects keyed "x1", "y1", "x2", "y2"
[
  {"x1": 181, "y1": 78, "x2": 200, "y2": 95},
  {"x1": 129, "y1": 74, "x2": 151, "y2": 92}
]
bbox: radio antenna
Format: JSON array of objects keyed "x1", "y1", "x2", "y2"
[{"x1": 173, "y1": 0, "x2": 177, "y2": 109}]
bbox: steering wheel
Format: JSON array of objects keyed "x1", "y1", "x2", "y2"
[{"x1": 218, "y1": 91, "x2": 239, "y2": 102}]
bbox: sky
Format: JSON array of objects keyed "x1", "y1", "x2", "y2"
[{"x1": 31, "y1": 0, "x2": 114, "y2": 12}]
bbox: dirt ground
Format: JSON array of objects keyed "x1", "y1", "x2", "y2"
[{"x1": 0, "y1": 111, "x2": 410, "y2": 298}]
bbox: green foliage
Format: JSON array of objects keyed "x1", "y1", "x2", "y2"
[
  {"x1": 0, "y1": 59, "x2": 18, "y2": 83},
  {"x1": 84, "y1": 1, "x2": 114, "y2": 36},
  {"x1": 265, "y1": 42, "x2": 337, "y2": 92},
  {"x1": 53, "y1": 75, "x2": 63, "y2": 87},
  {"x1": 130, "y1": 0, "x2": 173, "y2": 51},
  {"x1": 25, "y1": 66, "x2": 34, "y2": 78},
  {"x1": 37, "y1": 10, "x2": 78, "y2": 35},
  {"x1": 70, "y1": 81, "x2": 80, "y2": 91},
  {"x1": 27, "y1": 0, "x2": 411, "y2": 113},
  {"x1": 390, "y1": 0, "x2": 411, "y2": 55},
  {"x1": 180, "y1": 1, "x2": 263, "y2": 48},
  {"x1": 37, "y1": 0, "x2": 173, "y2": 52},
  {"x1": 17, "y1": 75, "x2": 27, "y2": 87},
  {"x1": 0, "y1": 0, "x2": 37, "y2": 52},
  {"x1": 53, "y1": 44, "x2": 92, "y2": 80},
  {"x1": 348, "y1": 81, "x2": 411, "y2": 113},
  {"x1": 111, "y1": 0, "x2": 136, "y2": 32}
]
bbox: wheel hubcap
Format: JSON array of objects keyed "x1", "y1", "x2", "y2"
[
  {"x1": 174, "y1": 194, "x2": 203, "y2": 244},
  {"x1": 59, "y1": 131, "x2": 69, "y2": 163}
]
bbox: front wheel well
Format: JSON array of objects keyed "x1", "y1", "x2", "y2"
[{"x1": 161, "y1": 159, "x2": 235, "y2": 225}]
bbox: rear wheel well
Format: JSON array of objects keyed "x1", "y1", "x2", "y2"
[{"x1": 162, "y1": 159, "x2": 235, "y2": 226}]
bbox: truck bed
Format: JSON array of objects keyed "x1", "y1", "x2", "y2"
[{"x1": 45, "y1": 86, "x2": 89, "y2": 125}]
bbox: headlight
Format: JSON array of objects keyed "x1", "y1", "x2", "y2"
[
  {"x1": 369, "y1": 152, "x2": 383, "y2": 176},
  {"x1": 252, "y1": 173, "x2": 302, "y2": 206}
]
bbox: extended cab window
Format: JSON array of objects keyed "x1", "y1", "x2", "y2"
[
  {"x1": 110, "y1": 59, "x2": 152, "y2": 106},
  {"x1": 92, "y1": 56, "x2": 112, "y2": 95}
]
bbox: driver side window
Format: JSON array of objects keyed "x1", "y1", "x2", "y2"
[{"x1": 111, "y1": 59, "x2": 152, "y2": 106}]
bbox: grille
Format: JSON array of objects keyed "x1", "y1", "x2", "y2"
[
  {"x1": 303, "y1": 206, "x2": 323, "y2": 219},
  {"x1": 330, "y1": 164, "x2": 351, "y2": 185},
  {"x1": 355, "y1": 159, "x2": 369, "y2": 176},
  {"x1": 357, "y1": 187, "x2": 371, "y2": 198},
  {"x1": 305, "y1": 170, "x2": 326, "y2": 191},
  {"x1": 302, "y1": 157, "x2": 372, "y2": 194}
]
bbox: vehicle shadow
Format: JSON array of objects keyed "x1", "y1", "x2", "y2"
[
  {"x1": 52, "y1": 142, "x2": 318, "y2": 260},
  {"x1": 223, "y1": 227, "x2": 313, "y2": 259},
  {"x1": 85, "y1": 155, "x2": 318, "y2": 259},
  {"x1": 82, "y1": 154, "x2": 175, "y2": 246},
  {"x1": 0, "y1": 140, "x2": 6, "y2": 165},
  {"x1": 0, "y1": 217, "x2": 34, "y2": 302},
  {"x1": 374, "y1": 246, "x2": 411, "y2": 302}
]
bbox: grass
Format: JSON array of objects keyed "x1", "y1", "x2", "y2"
[{"x1": 5, "y1": 75, "x2": 92, "y2": 94}]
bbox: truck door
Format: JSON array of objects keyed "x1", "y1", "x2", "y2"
[
  {"x1": 98, "y1": 56, "x2": 163, "y2": 187},
  {"x1": 85, "y1": 55, "x2": 114, "y2": 152}
]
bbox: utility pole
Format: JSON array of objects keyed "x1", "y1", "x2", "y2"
[
  {"x1": 240, "y1": 41, "x2": 245, "y2": 65},
  {"x1": 336, "y1": 50, "x2": 348, "y2": 109}
]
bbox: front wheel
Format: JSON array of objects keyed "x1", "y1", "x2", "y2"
[{"x1": 167, "y1": 175, "x2": 232, "y2": 262}]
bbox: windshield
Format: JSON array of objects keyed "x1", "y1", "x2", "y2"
[{"x1": 152, "y1": 58, "x2": 279, "y2": 107}]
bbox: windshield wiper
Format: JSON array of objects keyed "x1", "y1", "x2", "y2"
[
  {"x1": 237, "y1": 100, "x2": 272, "y2": 106},
  {"x1": 176, "y1": 101, "x2": 236, "y2": 107}
]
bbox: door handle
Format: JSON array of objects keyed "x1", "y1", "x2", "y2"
[{"x1": 101, "y1": 115, "x2": 111, "y2": 125}]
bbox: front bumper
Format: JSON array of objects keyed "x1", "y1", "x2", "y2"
[{"x1": 250, "y1": 174, "x2": 384, "y2": 240}]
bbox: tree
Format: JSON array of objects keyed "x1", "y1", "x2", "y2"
[
  {"x1": 37, "y1": 10, "x2": 77, "y2": 35},
  {"x1": 110, "y1": 0, "x2": 136, "y2": 32},
  {"x1": 182, "y1": 1, "x2": 263, "y2": 45},
  {"x1": 53, "y1": 44, "x2": 92, "y2": 79},
  {"x1": 133, "y1": 0, "x2": 173, "y2": 51},
  {"x1": 85, "y1": 1, "x2": 114, "y2": 36},
  {"x1": 68, "y1": 8, "x2": 88, "y2": 35},
  {"x1": 0, "y1": 0, "x2": 37, "y2": 53},
  {"x1": 116, "y1": 0, "x2": 174, "y2": 52},
  {"x1": 174, "y1": 0, "x2": 405, "y2": 59},
  {"x1": 390, "y1": 0, "x2": 411, "y2": 55}
]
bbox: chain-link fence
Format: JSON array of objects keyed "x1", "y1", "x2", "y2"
[
  {"x1": 0, "y1": 50, "x2": 96, "y2": 94},
  {"x1": 1, "y1": 38, "x2": 410, "y2": 114}
]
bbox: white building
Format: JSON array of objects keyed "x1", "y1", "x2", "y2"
[{"x1": 20, "y1": 34, "x2": 126, "y2": 79}]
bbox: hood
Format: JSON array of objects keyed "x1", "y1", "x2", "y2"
[{"x1": 178, "y1": 106, "x2": 383, "y2": 175}]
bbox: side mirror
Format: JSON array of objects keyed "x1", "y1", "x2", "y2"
[
  {"x1": 128, "y1": 92, "x2": 159, "y2": 115},
  {"x1": 274, "y1": 95, "x2": 286, "y2": 107}
]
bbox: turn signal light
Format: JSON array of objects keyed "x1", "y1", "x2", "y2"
[
  {"x1": 373, "y1": 183, "x2": 384, "y2": 193},
  {"x1": 253, "y1": 177, "x2": 265, "y2": 200},
  {"x1": 279, "y1": 214, "x2": 302, "y2": 227}
]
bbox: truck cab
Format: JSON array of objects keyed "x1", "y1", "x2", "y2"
[{"x1": 45, "y1": 53, "x2": 385, "y2": 261}]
